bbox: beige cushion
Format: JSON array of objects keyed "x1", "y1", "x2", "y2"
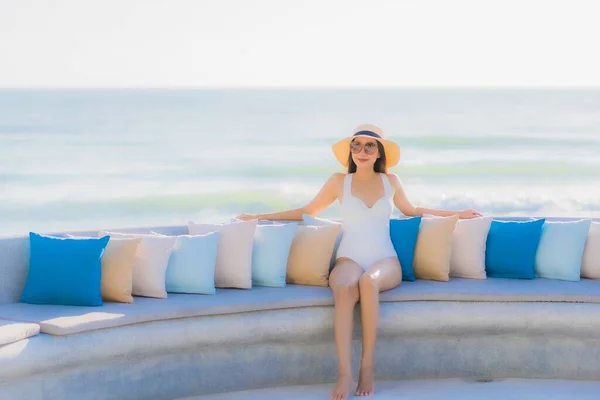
[
  {"x1": 582, "y1": 221, "x2": 600, "y2": 279},
  {"x1": 413, "y1": 215, "x2": 459, "y2": 281},
  {"x1": 67, "y1": 235, "x2": 141, "y2": 303},
  {"x1": 99, "y1": 232, "x2": 177, "y2": 299},
  {"x1": 286, "y1": 224, "x2": 341, "y2": 287},
  {"x1": 188, "y1": 219, "x2": 257, "y2": 289},
  {"x1": 449, "y1": 216, "x2": 492, "y2": 279}
]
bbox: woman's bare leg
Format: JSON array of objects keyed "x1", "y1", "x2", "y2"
[
  {"x1": 355, "y1": 256, "x2": 402, "y2": 396},
  {"x1": 329, "y1": 257, "x2": 364, "y2": 400}
]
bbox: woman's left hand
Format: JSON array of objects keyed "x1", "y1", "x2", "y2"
[{"x1": 458, "y1": 209, "x2": 483, "y2": 219}]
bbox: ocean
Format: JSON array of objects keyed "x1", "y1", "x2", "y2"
[{"x1": 1, "y1": 88, "x2": 599, "y2": 237}]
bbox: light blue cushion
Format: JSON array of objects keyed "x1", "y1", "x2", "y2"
[
  {"x1": 485, "y1": 219, "x2": 545, "y2": 279},
  {"x1": 389, "y1": 217, "x2": 422, "y2": 281},
  {"x1": 302, "y1": 215, "x2": 342, "y2": 271},
  {"x1": 252, "y1": 223, "x2": 299, "y2": 287},
  {"x1": 535, "y1": 219, "x2": 592, "y2": 281},
  {"x1": 153, "y1": 232, "x2": 220, "y2": 295},
  {"x1": 20, "y1": 232, "x2": 109, "y2": 306}
]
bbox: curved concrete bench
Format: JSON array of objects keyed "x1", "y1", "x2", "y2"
[
  {"x1": 2, "y1": 279, "x2": 600, "y2": 399},
  {"x1": 1, "y1": 219, "x2": 600, "y2": 399}
]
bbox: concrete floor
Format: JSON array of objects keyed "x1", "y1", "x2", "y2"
[{"x1": 182, "y1": 378, "x2": 600, "y2": 400}]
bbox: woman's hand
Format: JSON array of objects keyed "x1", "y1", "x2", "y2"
[
  {"x1": 236, "y1": 213, "x2": 261, "y2": 221},
  {"x1": 458, "y1": 209, "x2": 483, "y2": 219}
]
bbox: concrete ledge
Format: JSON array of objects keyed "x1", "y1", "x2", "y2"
[
  {"x1": 181, "y1": 378, "x2": 600, "y2": 400},
  {"x1": 2, "y1": 302, "x2": 600, "y2": 399}
]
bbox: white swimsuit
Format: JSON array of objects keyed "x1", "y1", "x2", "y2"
[{"x1": 335, "y1": 173, "x2": 398, "y2": 270}]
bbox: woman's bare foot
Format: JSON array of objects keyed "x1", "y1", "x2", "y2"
[
  {"x1": 355, "y1": 365, "x2": 374, "y2": 396},
  {"x1": 331, "y1": 375, "x2": 353, "y2": 400}
]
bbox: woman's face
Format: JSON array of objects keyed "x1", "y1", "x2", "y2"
[{"x1": 350, "y1": 137, "x2": 379, "y2": 168}]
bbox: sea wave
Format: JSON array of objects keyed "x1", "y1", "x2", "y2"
[
  {"x1": 4, "y1": 188, "x2": 600, "y2": 220},
  {"x1": 4, "y1": 160, "x2": 596, "y2": 184},
  {"x1": 2, "y1": 186, "x2": 600, "y2": 237},
  {"x1": 211, "y1": 161, "x2": 599, "y2": 180}
]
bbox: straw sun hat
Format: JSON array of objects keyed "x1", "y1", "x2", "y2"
[{"x1": 332, "y1": 124, "x2": 401, "y2": 168}]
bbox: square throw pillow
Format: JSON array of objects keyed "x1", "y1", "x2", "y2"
[
  {"x1": 389, "y1": 216, "x2": 422, "y2": 281},
  {"x1": 302, "y1": 214, "x2": 342, "y2": 271},
  {"x1": 423, "y1": 214, "x2": 493, "y2": 279},
  {"x1": 452, "y1": 217, "x2": 493, "y2": 279},
  {"x1": 98, "y1": 231, "x2": 177, "y2": 298},
  {"x1": 582, "y1": 221, "x2": 600, "y2": 279},
  {"x1": 21, "y1": 232, "x2": 110, "y2": 306},
  {"x1": 535, "y1": 219, "x2": 592, "y2": 281},
  {"x1": 286, "y1": 224, "x2": 341, "y2": 287},
  {"x1": 250, "y1": 223, "x2": 299, "y2": 287},
  {"x1": 485, "y1": 218, "x2": 545, "y2": 279},
  {"x1": 151, "y1": 232, "x2": 220, "y2": 295},
  {"x1": 413, "y1": 215, "x2": 459, "y2": 281},
  {"x1": 67, "y1": 234, "x2": 142, "y2": 303},
  {"x1": 444, "y1": 216, "x2": 492, "y2": 279},
  {"x1": 188, "y1": 219, "x2": 257, "y2": 289}
]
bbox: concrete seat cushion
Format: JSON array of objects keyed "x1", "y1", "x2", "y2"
[
  {"x1": 0, "y1": 319, "x2": 40, "y2": 346},
  {"x1": 0, "y1": 278, "x2": 599, "y2": 336}
]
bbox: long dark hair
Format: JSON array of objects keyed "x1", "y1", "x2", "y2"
[{"x1": 347, "y1": 140, "x2": 387, "y2": 174}]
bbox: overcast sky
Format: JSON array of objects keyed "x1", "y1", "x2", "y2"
[{"x1": 1, "y1": 0, "x2": 599, "y2": 88}]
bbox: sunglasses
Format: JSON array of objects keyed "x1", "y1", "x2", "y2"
[{"x1": 350, "y1": 140, "x2": 378, "y2": 155}]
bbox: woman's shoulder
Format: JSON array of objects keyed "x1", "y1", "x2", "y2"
[
  {"x1": 384, "y1": 172, "x2": 402, "y2": 186},
  {"x1": 329, "y1": 172, "x2": 347, "y2": 182},
  {"x1": 322, "y1": 173, "x2": 346, "y2": 191}
]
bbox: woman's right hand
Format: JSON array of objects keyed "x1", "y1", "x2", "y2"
[{"x1": 236, "y1": 213, "x2": 261, "y2": 221}]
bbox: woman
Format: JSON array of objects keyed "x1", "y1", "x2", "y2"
[{"x1": 237, "y1": 124, "x2": 481, "y2": 399}]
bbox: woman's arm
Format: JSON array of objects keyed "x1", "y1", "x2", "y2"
[
  {"x1": 237, "y1": 173, "x2": 343, "y2": 221},
  {"x1": 386, "y1": 173, "x2": 482, "y2": 219}
]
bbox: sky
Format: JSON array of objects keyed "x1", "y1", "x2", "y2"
[{"x1": 1, "y1": 0, "x2": 599, "y2": 88}]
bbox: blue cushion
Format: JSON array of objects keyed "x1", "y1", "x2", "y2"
[
  {"x1": 252, "y1": 223, "x2": 299, "y2": 287},
  {"x1": 485, "y1": 219, "x2": 545, "y2": 279},
  {"x1": 21, "y1": 232, "x2": 109, "y2": 306},
  {"x1": 160, "y1": 232, "x2": 220, "y2": 295},
  {"x1": 302, "y1": 215, "x2": 342, "y2": 271},
  {"x1": 535, "y1": 219, "x2": 592, "y2": 281},
  {"x1": 389, "y1": 217, "x2": 422, "y2": 281}
]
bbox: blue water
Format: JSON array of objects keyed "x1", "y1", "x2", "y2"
[{"x1": 1, "y1": 89, "x2": 600, "y2": 236}]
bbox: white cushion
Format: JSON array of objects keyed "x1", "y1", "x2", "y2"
[
  {"x1": 582, "y1": 221, "x2": 600, "y2": 279},
  {"x1": 450, "y1": 216, "x2": 493, "y2": 279},
  {"x1": 0, "y1": 319, "x2": 40, "y2": 345},
  {"x1": 423, "y1": 215, "x2": 492, "y2": 279},
  {"x1": 188, "y1": 219, "x2": 257, "y2": 289},
  {"x1": 99, "y1": 232, "x2": 177, "y2": 298}
]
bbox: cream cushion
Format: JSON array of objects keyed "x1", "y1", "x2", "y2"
[
  {"x1": 449, "y1": 216, "x2": 493, "y2": 279},
  {"x1": 582, "y1": 221, "x2": 600, "y2": 279},
  {"x1": 188, "y1": 219, "x2": 257, "y2": 289},
  {"x1": 98, "y1": 232, "x2": 176, "y2": 299},
  {"x1": 286, "y1": 224, "x2": 341, "y2": 287},
  {"x1": 413, "y1": 215, "x2": 459, "y2": 281},
  {"x1": 67, "y1": 235, "x2": 142, "y2": 303}
]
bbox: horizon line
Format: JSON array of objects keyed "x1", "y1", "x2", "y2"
[{"x1": 2, "y1": 85, "x2": 600, "y2": 91}]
